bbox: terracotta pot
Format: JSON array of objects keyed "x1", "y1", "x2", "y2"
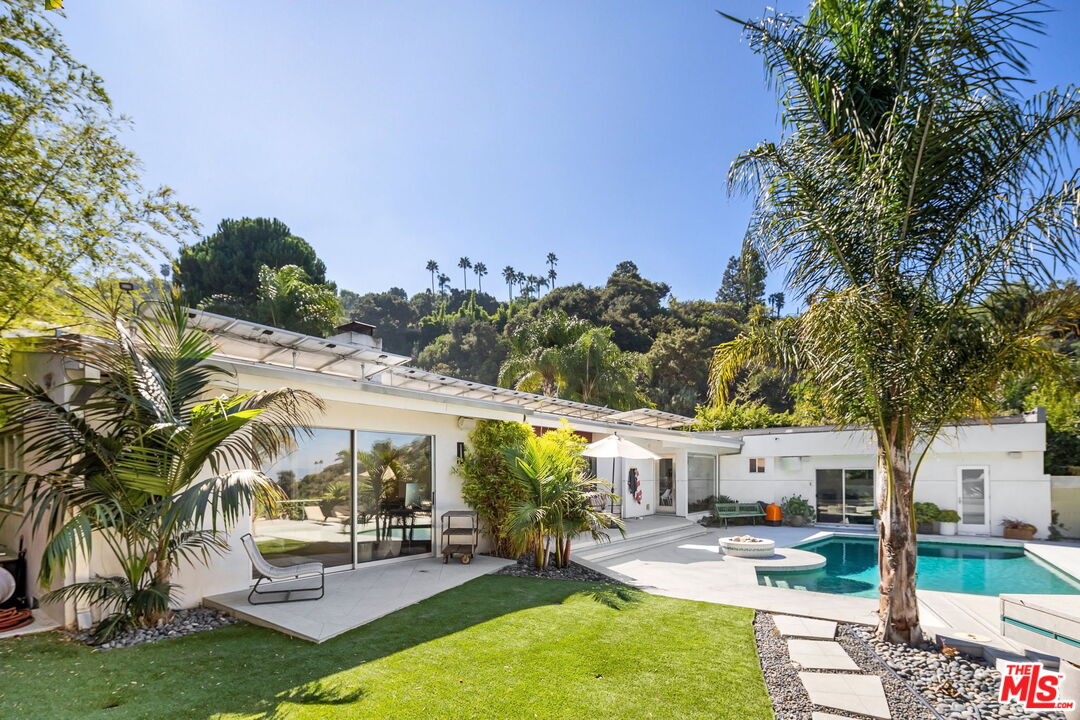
[{"x1": 1003, "y1": 526, "x2": 1036, "y2": 540}]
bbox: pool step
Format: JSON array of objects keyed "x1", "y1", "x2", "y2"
[{"x1": 576, "y1": 520, "x2": 709, "y2": 562}]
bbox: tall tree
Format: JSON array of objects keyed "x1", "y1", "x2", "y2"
[
  {"x1": 203, "y1": 265, "x2": 343, "y2": 336},
  {"x1": 716, "y1": 243, "x2": 767, "y2": 312},
  {"x1": 437, "y1": 272, "x2": 451, "y2": 296},
  {"x1": 500, "y1": 311, "x2": 648, "y2": 409},
  {"x1": 713, "y1": 0, "x2": 1080, "y2": 643},
  {"x1": 546, "y1": 252, "x2": 559, "y2": 288},
  {"x1": 425, "y1": 260, "x2": 439, "y2": 294},
  {"x1": 502, "y1": 265, "x2": 517, "y2": 300},
  {"x1": 176, "y1": 218, "x2": 328, "y2": 307},
  {"x1": 473, "y1": 262, "x2": 488, "y2": 293},
  {"x1": 768, "y1": 292, "x2": 785, "y2": 317},
  {"x1": 457, "y1": 257, "x2": 472, "y2": 290},
  {"x1": 0, "y1": 0, "x2": 195, "y2": 337}
]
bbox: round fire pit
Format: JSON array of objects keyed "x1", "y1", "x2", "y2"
[{"x1": 718, "y1": 535, "x2": 776, "y2": 558}]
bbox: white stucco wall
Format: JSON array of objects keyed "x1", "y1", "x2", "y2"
[{"x1": 717, "y1": 422, "x2": 1051, "y2": 537}]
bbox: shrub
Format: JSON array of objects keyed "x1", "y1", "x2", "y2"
[
  {"x1": 780, "y1": 494, "x2": 814, "y2": 523},
  {"x1": 937, "y1": 509, "x2": 960, "y2": 523},
  {"x1": 454, "y1": 420, "x2": 534, "y2": 557},
  {"x1": 913, "y1": 502, "x2": 940, "y2": 525}
]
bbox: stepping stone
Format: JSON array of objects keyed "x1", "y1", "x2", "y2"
[
  {"x1": 786, "y1": 639, "x2": 860, "y2": 670},
  {"x1": 772, "y1": 614, "x2": 837, "y2": 640},
  {"x1": 798, "y1": 672, "x2": 891, "y2": 719}
]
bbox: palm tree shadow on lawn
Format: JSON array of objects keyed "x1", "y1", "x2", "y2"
[
  {"x1": 242, "y1": 577, "x2": 644, "y2": 719},
  {"x1": 103, "y1": 576, "x2": 645, "y2": 720}
]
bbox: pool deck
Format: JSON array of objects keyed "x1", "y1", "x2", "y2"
[{"x1": 577, "y1": 523, "x2": 1080, "y2": 660}]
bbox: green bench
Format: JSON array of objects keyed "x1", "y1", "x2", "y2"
[{"x1": 714, "y1": 502, "x2": 765, "y2": 528}]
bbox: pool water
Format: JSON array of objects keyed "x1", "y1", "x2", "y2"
[{"x1": 757, "y1": 536, "x2": 1080, "y2": 598}]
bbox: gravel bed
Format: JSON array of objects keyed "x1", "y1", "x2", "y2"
[
  {"x1": 754, "y1": 613, "x2": 934, "y2": 720},
  {"x1": 495, "y1": 555, "x2": 619, "y2": 583},
  {"x1": 850, "y1": 624, "x2": 1066, "y2": 720},
  {"x1": 70, "y1": 607, "x2": 238, "y2": 650}
]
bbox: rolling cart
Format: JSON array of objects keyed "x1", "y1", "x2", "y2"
[{"x1": 440, "y1": 510, "x2": 478, "y2": 564}]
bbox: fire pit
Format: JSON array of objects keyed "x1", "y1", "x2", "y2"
[{"x1": 718, "y1": 535, "x2": 776, "y2": 558}]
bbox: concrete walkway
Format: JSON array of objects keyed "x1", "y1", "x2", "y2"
[
  {"x1": 204, "y1": 554, "x2": 514, "y2": 642},
  {"x1": 773, "y1": 613, "x2": 892, "y2": 719}
]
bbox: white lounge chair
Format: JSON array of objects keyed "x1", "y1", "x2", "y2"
[{"x1": 240, "y1": 534, "x2": 325, "y2": 605}]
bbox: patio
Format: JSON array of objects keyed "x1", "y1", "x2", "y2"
[
  {"x1": 578, "y1": 522, "x2": 1080, "y2": 660},
  {"x1": 204, "y1": 553, "x2": 514, "y2": 642}
]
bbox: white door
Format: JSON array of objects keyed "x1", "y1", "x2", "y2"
[{"x1": 957, "y1": 466, "x2": 989, "y2": 534}]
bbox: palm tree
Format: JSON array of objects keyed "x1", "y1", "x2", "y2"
[
  {"x1": 768, "y1": 292, "x2": 785, "y2": 318},
  {"x1": 425, "y1": 260, "x2": 439, "y2": 294},
  {"x1": 437, "y1": 272, "x2": 451, "y2": 296},
  {"x1": 502, "y1": 265, "x2": 517, "y2": 300},
  {"x1": 499, "y1": 312, "x2": 648, "y2": 410},
  {"x1": 525, "y1": 274, "x2": 540, "y2": 300},
  {"x1": 713, "y1": 1, "x2": 1080, "y2": 644},
  {"x1": 536, "y1": 275, "x2": 549, "y2": 296},
  {"x1": 504, "y1": 432, "x2": 622, "y2": 570},
  {"x1": 473, "y1": 262, "x2": 488, "y2": 293},
  {"x1": 515, "y1": 271, "x2": 528, "y2": 299},
  {"x1": 546, "y1": 252, "x2": 558, "y2": 287},
  {"x1": 0, "y1": 288, "x2": 323, "y2": 639},
  {"x1": 547, "y1": 267, "x2": 557, "y2": 291},
  {"x1": 457, "y1": 257, "x2": 471, "y2": 290}
]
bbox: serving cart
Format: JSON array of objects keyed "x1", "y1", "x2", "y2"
[{"x1": 440, "y1": 510, "x2": 478, "y2": 564}]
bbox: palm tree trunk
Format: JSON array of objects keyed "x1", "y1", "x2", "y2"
[{"x1": 876, "y1": 424, "x2": 921, "y2": 644}]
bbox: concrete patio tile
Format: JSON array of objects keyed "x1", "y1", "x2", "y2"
[
  {"x1": 772, "y1": 614, "x2": 837, "y2": 639},
  {"x1": 812, "y1": 713, "x2": 853, "y2": 720},
  {"x1": 799, "y1": 672, "x2": 891, "y2": 719},
  {"x1": 786, "y1": 639, "x2": 860, "y2": 670}
]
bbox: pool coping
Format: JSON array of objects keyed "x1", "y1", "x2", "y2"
[{"x1": 784, "y1": 531, "x2": 1080, "y2": 590}]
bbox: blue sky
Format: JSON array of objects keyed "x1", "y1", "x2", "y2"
[{"x1": 59, "y1": 1, "x2": 1080, "y2": 303}]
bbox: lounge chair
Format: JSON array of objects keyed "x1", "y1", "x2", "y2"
[{"x1": 240, "y1": 534, "x2": 325, "y2": 605}]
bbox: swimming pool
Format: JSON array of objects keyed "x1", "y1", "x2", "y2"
[{"x1": 756, "y1": 535, "x2": 1080, "y2": 598}]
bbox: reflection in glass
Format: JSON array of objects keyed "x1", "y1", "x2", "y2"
[
  {"x1": 355, "y1": 431, "x2": 433, "y2": 563},
  {"x1": 960, "y1": 468, "x2": 986, "y2": 525},
  {"x1": 687, "y1": 454, "x2": 717, "y2": 512},
  {"x1": 253, "y1": 428, "x2": 353, "y2": 572},
  {"x1": 844, "y1": 470, "x2": 875, "y2": 524},
  {"x1": 816, "y1": 469, "x2": 843, "y2": 523}
]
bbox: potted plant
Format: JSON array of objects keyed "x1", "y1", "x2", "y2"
[
  {"x1": 780, "y1": 494, "x2": 815, "y2": 527},
  {"x1": 914, "y1": 502, "x2": 940, "y2": 534},
  {"x1": 1001, "y1": 517, "x2": 1037, "y2": 540},
  {"x1": 938, "y1": 509, "x2": 960, "y2": 536}
]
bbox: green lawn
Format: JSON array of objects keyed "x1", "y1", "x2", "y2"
[{"x1": 0, "y1": 576, "x2": 772, "y2": 720}]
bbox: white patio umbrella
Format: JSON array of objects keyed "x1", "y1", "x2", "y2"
[{"x1": 582, "y1": 434, "x2": 661, "y2": 513}]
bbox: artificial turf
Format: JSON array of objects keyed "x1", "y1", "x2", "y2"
[{"x1": 0, "y1": 575, "x2": 772, "y2": 720}]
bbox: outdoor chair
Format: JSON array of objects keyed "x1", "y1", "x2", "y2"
[{"x1": 240, "y1": 533, "x2": 325, "y2": 605}]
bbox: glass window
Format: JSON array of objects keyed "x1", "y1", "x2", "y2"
[
  {"x1": 253, "y1": 428, "x2": 354, "y2": 572},
  {"x1": 815, "y1": 469, "x2": 843, "y2": 523},
  {"x1": 355, "y1": 431, "x2": 433, "y2": 564},
  {"x1": 749, "y1": 458, "x2": 766, "y2": 473},
  {"x1": 687, "y1": 453, "x2": 717, "y2": 513}
]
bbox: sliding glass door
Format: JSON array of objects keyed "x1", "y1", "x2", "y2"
[
  {"x1": 816, "y1": 469, "x2": 875, "y2": 525},
  {"x1": 251, "y1": 427, "x2": 434, "y2": 573},
  {"x1": 355, "y1": 431, "x2": 433, "y2": 563},
  {"x1": 253, "y1": 428, "x2": 355, "y2": 571}
]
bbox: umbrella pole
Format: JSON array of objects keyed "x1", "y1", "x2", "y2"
[{"x1": 612, "y1": 457, "x2": 617, "y2": 515}]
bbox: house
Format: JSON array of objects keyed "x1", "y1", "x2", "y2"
[{"x1": 0, "y1": 310, "x2": 1055, "y2": 630}]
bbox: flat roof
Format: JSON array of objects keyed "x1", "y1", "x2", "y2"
[{"x1": 187, "y1": 311, "x2": 697, "y2": 431}]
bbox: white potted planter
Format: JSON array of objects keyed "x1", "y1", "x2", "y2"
[
  {"x1": 938, "y1": 510, "x2": 960, "y2": 536},
  {"x1": 719, "y1": 535, "x2": 776, "y2": 558}
]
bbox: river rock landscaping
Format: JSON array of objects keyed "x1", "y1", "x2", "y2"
[
  {"x1": 755, "y1": 612, "x2": 934, "y2": 720},
  {"x1": 70, "y1": 607, "x2": 238, "y2": 650},
  {"x1": 850, "y1": 624, "x2": 1066, "y2": 720},
  {"x1": 495, "y1": 555, "x2": 618, "y2": 583}
]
